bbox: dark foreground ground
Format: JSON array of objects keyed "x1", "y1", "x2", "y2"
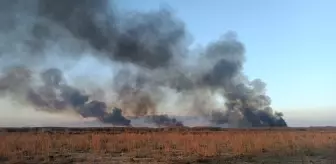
[{"x1": 0, "y1": 127, "x2": 336, "y2": 164}]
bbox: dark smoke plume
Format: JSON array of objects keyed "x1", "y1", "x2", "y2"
[
  {"x1": 145, "y1": 115, "x2": 184, "y2": 127},
  {"x1": 100, "y1": 108, "x2": 131, "y2": 126},
  {"x1": 0, "y1": 0, "x2": 287, "y2": 128},
  {"x1": 26, "y1": 67, "x2": 130, "y2": 125}
]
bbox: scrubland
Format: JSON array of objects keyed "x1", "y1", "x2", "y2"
[{"x1": 0, "y1": 127, "x2": 335, "y2": 163}]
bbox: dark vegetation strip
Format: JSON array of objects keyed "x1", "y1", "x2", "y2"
[{"x1": 0, "y1": 127, "x2": 335, "y2": 133}]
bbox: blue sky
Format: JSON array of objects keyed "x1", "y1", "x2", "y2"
[{"x1": 116, "y1": 0, "x2": 335, "y2": 118}]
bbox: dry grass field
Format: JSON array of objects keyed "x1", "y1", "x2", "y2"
[{"x1": 0, "y1": 127, "x2": 336, "y2": 164}]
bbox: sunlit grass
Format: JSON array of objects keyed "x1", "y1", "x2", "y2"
[{"x1": 0, "y1": 128, "x2": 335, "y2": 163}]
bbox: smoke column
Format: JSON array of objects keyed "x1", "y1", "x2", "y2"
[{"x1": 0, "y1": 0, "x2": 287, "y2": 128}]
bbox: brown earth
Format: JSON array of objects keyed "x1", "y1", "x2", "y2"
[{"x1": 0, "y1": 127, "x2": 336, "y2": 163}]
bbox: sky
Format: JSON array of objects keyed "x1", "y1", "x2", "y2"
[{"x1": 116, "y1": 0, "x2": 336, "y2": 123}]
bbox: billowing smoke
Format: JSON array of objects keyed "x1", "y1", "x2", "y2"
[
  {"x1": 145, "y1": 115, "x2": 184, "y2": 127},
  {"x1": 0, "y1": 0, "x2": 287, "y2": 128},
  {"x1": 0, "y1": 66, "x2": 130, "y2": 126}
]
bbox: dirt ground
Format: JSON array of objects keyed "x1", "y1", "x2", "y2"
[{"x1": 0, "y1": 127, "x2": 336, "y2": 163}]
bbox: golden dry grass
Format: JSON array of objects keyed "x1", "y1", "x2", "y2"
[{"x1": 0, "y1": 128, "x2": 336, "y2": 163}]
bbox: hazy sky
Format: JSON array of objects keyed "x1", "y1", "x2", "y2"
[{"x1": 116, "y1": 0, "x2": 335, "y2": 119}]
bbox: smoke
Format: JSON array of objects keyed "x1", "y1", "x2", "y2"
[
  {"x1": 145, "y1": 115, "x2": 184, "y2": 127},
  {"x1": 0, "y1": 0, "x2": 287, "y2": 128}
]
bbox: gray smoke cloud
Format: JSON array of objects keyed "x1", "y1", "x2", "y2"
[{"x1": 0, "y1": 0, "x2": 286, "y2": 128}]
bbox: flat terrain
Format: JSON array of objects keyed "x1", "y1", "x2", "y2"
[{"x1": 0, "y1": 127, "x2": 336, "y2": 163}]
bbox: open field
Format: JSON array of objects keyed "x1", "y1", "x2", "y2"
[{"x1": 1, "y1": 127, "x2": 336, "y2": 164}]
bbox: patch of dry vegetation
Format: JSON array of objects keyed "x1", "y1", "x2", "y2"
[{"x1": 0, "y1": 128, "x2": 336, "y2": 163}]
